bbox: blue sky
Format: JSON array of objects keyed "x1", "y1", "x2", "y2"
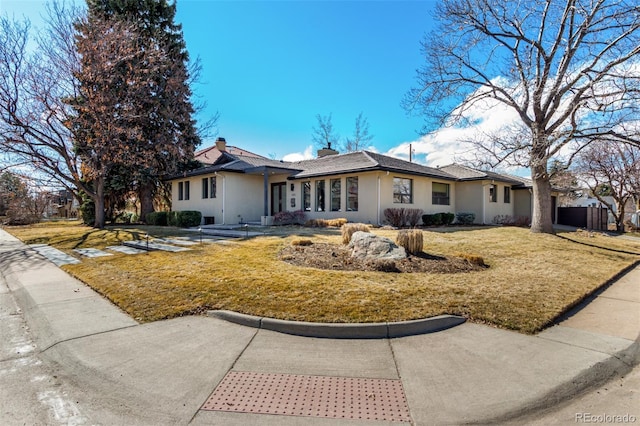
[{"x1": 1, "y1": 0, "x2": 480, "y2": 166}]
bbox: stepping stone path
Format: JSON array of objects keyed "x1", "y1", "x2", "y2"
[
  {"x1": 123, "y1": 240, "x2": 191, "y2": 252},
  {"x1": 30, "y1": 244, "x2": 81, "y2": 266},
  {"x1": 73, "y1": 248, "x2": 113, "y2": 258},
  {"x1": 153, "y1": 238, "x2": 198, "y2": 246},
  {"x1": 106, "y1": 246, "x2": 146, "y2": 255}
]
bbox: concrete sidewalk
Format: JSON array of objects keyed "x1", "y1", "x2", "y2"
[{"x1": 0, "y1": 229, "x2": 638, "y2": 425}]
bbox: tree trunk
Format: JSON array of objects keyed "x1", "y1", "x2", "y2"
[
  {"x1": 530, "y1": 164, "x2": 554, "y2": 234},
  {"x1": 93, "y1": 176, "x2": 106, "y2": 229},
  {"x1": 139, "y1": 181, "x2": 155, "y2": 223},
  {"x1": 615, "y1": 200, "x2": 626, "y2": 233}
]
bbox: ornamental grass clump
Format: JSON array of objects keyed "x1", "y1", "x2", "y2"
[
  {"x1": 341, "y1": 223, "x2": 371, "y2": 244},
  {"x1": 396, "y1": 229, "x2": 424, "y2": 255}
]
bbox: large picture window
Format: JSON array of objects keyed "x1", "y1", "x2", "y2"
[
  {"x1": 330, "y1": 179, "x2": 341, "y2": 211},
  {"x1": 393, "y1": 177, "x2": 413, "y2": 204},
  {"x1": 315, "y1": 180, "x2": 325, "y2": 212},
  {"x1": 303, "y1": 181, "x2": 311, "y2": 211},
  {"x1": 346, "y1": 177, "x2": 358, "y2": 211},
  {"x1": 432, "y1": 182, "x2": 450, "y2": 205}
]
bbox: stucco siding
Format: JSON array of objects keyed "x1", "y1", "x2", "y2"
[
  {"x1": 454, "y1": 181, "x2": 484, "y2": 223},
  {"x1": 514, "y1": 189, "x2": 532, "y2": 219}
]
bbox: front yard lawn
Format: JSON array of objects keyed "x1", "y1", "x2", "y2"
[{"x1": 6, "y1": 222, "x2": 639, "y2": 334}]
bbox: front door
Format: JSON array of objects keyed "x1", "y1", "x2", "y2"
[{"x1": 271, "y1": 182, "x2": 286, "y2": 215}]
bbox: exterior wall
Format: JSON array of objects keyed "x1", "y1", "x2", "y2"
[
  {"x1": 513, "y1": 189, "x2": 532, "y2": 219},
  {"x1": 455, "y1": 181, "x2": 517, "y2": 224},
  {"x1": 171, "y1": 172, "x2": 264, "y2": 225},
  {"x1": 483, "y1": 182, "x2": 516, "y2": 224},
  {"x1": 454, "y1": 181, "x2": 484, "y2": 224},
  {"x1": 293, "y1": 171, "x2": 456, "y2": 225}
]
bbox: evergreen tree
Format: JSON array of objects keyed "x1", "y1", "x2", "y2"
[{"x1": 85, "y1": 0, "x2": 200, "y2": 219}]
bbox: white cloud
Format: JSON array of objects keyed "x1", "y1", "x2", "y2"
[
  {"x1": 386, "y1": 96, "x2": 522, "y2": 169},
  {"x1": 282, "y1": 145, "x2": 314, "y2": 162}
]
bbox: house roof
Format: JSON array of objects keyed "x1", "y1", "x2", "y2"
[
  {"x1": 288, "y1": 151, "x2": 456, "y2": 180},
  {"x1": 439, "y1": 164, "x2": 531, "y2": 187},
  {"x1": 172, "y1": 150, "x2": 458, "y2": 181},
  {"x1": 194, "y1": 144, "x2": 265, "y2": 165}
]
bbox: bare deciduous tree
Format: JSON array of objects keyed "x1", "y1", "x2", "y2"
[
  {"x1": 405, "y1": 0, "x2": 640, "y2": 233},
  {"x1": 345, "y1": 112, "x2": 374, "y2": 152},
  {"x1": 0, "y1": 3, "x2": 85, "y2": 211},
  {"x1": 312, "y1": 113, "x2": 341, "y2": 152},
  {"x1": 575, "y1": 141, "x2": 640, "y2": 232}
]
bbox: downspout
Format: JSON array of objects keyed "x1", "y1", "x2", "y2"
[
  {"x1": 482, "y1": 182, "x2": 487, "y2": 224},
  {"x1": 263, "y1": 170, "x2": 269, "y2": 217},
  {"x1": 377, "y1": 174, "x2": 381, "y2": 225},
  {"x1": 222, "y1": 175, "x2": 226, "y2": 224}
]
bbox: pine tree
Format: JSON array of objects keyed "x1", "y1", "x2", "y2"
[{"x1": 85, "y1": 0, "x2": 200, "y2": 220}]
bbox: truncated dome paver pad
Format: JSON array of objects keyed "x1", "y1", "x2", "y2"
[{"x1": 201, "y1": 371, "x2": 411, "y2": 422}]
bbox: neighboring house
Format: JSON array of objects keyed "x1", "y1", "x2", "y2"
[
  {"x1": 168, "y1": 137, "x2": 543, "y2": 226},
  {"x1": 570, "y1": 193, "x2": 637, "y2": 225}
]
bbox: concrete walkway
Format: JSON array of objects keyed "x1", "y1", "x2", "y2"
[{"x1": 0, "y1": 229, "x2": 638, "y2": 425}]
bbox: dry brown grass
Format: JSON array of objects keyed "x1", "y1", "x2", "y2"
[
  {"x1": 6, "y1": 223, "x2": 639, "y2": 333},
  {"x1": 341, "y1": 223, "x2": 371, "y2": 244}
]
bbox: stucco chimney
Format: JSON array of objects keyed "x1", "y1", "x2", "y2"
[
  {"x1": 317, "y1": 142, "x2": 339, "y2": 158},
  {"x1": 215, "y1": 137, "x2": 227, "y2": 152}
]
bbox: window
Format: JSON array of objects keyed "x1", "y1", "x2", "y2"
[
  {"x1": 330, "y1": 178, "x2": 341, "y2": 211},
  {"x1": 346, "y1": 177, "x2": 358, "y2": 211},
  {"x1": 504, "y1": 186, "x2": 511, "y2": 203},
  {"x1": 489, "y1": 184, "x2": 497, "y2": 202},
  {"x1": 184, "y1": 181, "x2": 190, "y2": 200},
  {"x1": 210, "y1": 176, "x2": 217, "y2": 198},
  {"x1": 303, "y1": 181, "x2": 311, "y2": 211},
  {"x1": 315, "y1": 180, "x2": 325, "y2": 211},
  {"x1": 432, "y1": 182, "x2": 450, "y2": 205},
  {"x1": 202, "y1": 178, "x2": 209, "y2": 199},
  {"x1": 178, "y1": 182, "x2": 183, "y2": 200},
  {"x1": 393, "y1": 177, "x2": 413, "y2": 204}
]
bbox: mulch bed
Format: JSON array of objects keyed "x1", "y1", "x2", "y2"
[{"x1": 279, "y1": 242, "x2": 487, "y2": 273}]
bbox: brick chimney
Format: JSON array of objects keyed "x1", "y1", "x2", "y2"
[
  {"x1": 317, "y1": 142, "x2": 339, "y2": 158},
  {"x1": 215, "y1": 137, "x2": 227, "y2": 152}
]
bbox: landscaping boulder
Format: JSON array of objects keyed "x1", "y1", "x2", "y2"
[{"x1": 348, "y1": 231, "x2": 407, "y2": 261}]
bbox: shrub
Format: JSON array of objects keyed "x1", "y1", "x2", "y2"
[
  {"x1": 455, "y1": 212, "x2": 476, "y2": 225},
  {"x1": 327, "y1": 218, "x2": 348, "y2": 227},
  {"x1": 422, "y1": 213, "x2": 442, "y2": 226},
  {"x1": 396, "y1": 229, "x2": 424, "y2": 255},
  {"x1": 441, "y1": 212, "x2": 455, "y2": 226},
  {"x1": 305, "y1": 218, "x2": 328, "y2": 227},
  {"x1": 291, "y1": 238, "x2": 313, "y2": 246},
  {"x1": 146, "y1": 211, "x2": 168, "y2": 226},
  {"x1": 78, "y1": 193, "x2": 95, "y2": 226},
  {"x1": 514, "y1": 216, "x2": 530, "y2": 227},
  {"x1": 456, "y1": 253, "x2": 487, "y2": 267},
  {"x1": 341, "y1": 223, "x2": 370, "y2": 244},
  {"x1": 406, "y1": 208, "x2": 424, "y2": 227},
  {"x1": 168, "y1": 210, "x2": 202, "y2": 227},
  {"x1": 274, "y1": 210, "x2": 307, "y2": 225},
  {"x1": 383, "y1": 208, "x2": 423, "y2": 228},
  {"x1": 304, "y1": 218, "x2": 347, "y2": 228}
]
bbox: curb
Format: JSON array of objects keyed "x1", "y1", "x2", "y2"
[{"x1": 207, "y1": 310, "x2": 466, "y2": 339}]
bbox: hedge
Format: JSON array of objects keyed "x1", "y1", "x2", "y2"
[
  {"x1": 146, "y1": 211, "x2": 168, "y2": 226},
  {"x1": 167, "y1": 210, "x2": 202, "y2": 227}
]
